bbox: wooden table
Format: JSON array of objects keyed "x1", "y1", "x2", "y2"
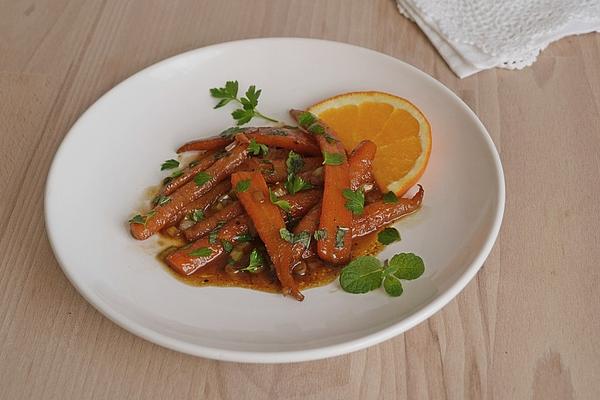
[{"x1": 1, "y1": 1, "x2": 599, "y2": 399}]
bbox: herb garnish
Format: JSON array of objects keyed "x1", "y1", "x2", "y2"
[
  {"x1": 221, "y1": 240, "x2": 234, "y2": 253},
  {"x1": 342, "y1": 188, "x2": 365, "y2": 215},
  {"x1": 323, "y1": 151, "x2": 345, "y2": 166},
  {"x1": 152, "y1": 194, "x2": 171, "y2": 207},
  {"x1": 234, "y1": 232, "x2": 254, "y2": 243},
  {"x1": 235, "y1": 179, "x2": 251, "y2": 193},
  {"x1": 210, "y1": 81, "x2": 279, "y2": 125},
  {"x1": 297, "y1": 111, "x2": 316, "y2": 127},
  {"x1": 189, "y1": 247, "x2": 213, "y2": 258},
  {"x1": 313, "y1": 229, "x2": 327, "y2": 240},
  {"x1": 161, "y1": 159, "x2": 179, "y2": 170},
  {"x1": 279, "y1": 228, "x2": 312, "y2": 249},
  {"x1": 269, "y1": 190, "x2": 291, "y2": 212},
  {"x1": 248, "y1": 139, "x2": 269, "y2": 156},
  {"x1": 219, "y1": 126, "x2": 244, "y2": 139},
  {"x1": 194, "y1": 171, "x2": 212, "y2": 186},
  {"x1": 284, "y1": 151, "x2": 313, "y2": 194},
  {"x1": 339, "y1": 253, "x2": 425, "y2": 296},
  {"x1": 377, "y1": 227, "x2": 401, "y2": 245},
  {"x1": 383, "y1": 191, "x2": 398, "y2": 204},
  {"x1": 190, "y1": 209, "x2": 204, "y2": 222},
  {"x1": 208, "y1": 221, "x2": 226, "y2": 244},
  {"x1": 335, "y1": 227, "x2": 349, "y2": 248},
  {"x1": 239, "y1": 249, "x2": 264, "y2": 273},
  {"x1": 128, "y1": 210, "x2": 156, "y2": 226}
]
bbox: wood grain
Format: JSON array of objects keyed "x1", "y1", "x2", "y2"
[{"x1": 1, "y1": 1, "x2": 599, "y2": 399}]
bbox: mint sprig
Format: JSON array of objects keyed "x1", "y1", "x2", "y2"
[
  {"x1": 210, "y1": 81, "x2": 280, "y2": 125},
  {"x1": 339, "y1": 253, "x2": 425, "y2": 296}
]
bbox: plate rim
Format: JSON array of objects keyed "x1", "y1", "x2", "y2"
[{"x1": 44, "y1": 37, "x2": 505, "y2": 363}]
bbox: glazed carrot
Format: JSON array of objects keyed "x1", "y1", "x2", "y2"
[
  {"x1": 231, "y1": 171, "x2": 304, "y2": 301},
  {"x1": 130, "y1": 137, "x2": 249, "y2": 240},
  {"x1": 177, "y1": 137, "x2": 231, "y2": 153},
  {"x1": 162, "y1": 150, "x2": 218, "y2": 195},
  {"x1": 283, "y1": 189, "x2": 321, "y2": 217},
  {"x1": 168, "y1": 181, "x2": 231, "y2": 228},
  {"x1": 177, "y1": 127, "x2": 320, "y2": 155},
  {"x1": 353, "y1": 185, "x2": 424, "y2": 237},
  {"x1": 166, "y1": 215, "x2": 251, "y2": 275},
  {"x1": 348, "y1": 140, "x2": 377, "y2": 191},
  {"x1": 291, "y1": 109, "x2": 353, "y2": 264},
  {"x1": 184, "y1": 201, "x2": 245, "y2": 241},
  {"x1": 291, "y1": 204, "x2": 321, "y2": 260},
  {"x1": 248, "y1": 157, "x2": 323, "y2": 183}
]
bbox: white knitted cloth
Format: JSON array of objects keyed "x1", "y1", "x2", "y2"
[{"x1": 397, "y1": 0, "x2": 600, "y2": 78}]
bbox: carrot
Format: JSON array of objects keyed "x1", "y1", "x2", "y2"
[
  {"x1": 184, "y1": 201, "x2": 245, "y2": 241},
  {"x1": 231, "y1": 171, "x2": 304, "y2": 301},
  {"x1": 162, "y1": 150, "x2": 218, "y2": 195},
  {"x1": 130, "y1": 137, "x2": 249, "y2": 240},
  {"x1": 291, "y1": 109, "x2": 353, "y2": 264},
  {"x1": 177, "y1": 137, "x2": 232, "y2": 153},
  {"x1": 177, "y1": 127, "x2": 320, "y2": 155},
  {"x1": 353, "y1": 185, "x2": 424, "y2": 237},
  {"x1": 166, "y1": 215, "x2": 251, "y2": 275},
  {"x1": 167, "y1": 181, "x2": 231, "y2": 228},
  {"x1": 247, "y1": 157, "x2": 323, "y2": 183},
  {"x1": 348, "y1": 140, "x2": 377, "y2": 191},
  {"x1": 292, "y1": 204, "x2": 321, "y2": 260}
]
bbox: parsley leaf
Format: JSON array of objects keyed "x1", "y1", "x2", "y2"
[
  {"x1": 342, "y1": 188, "x2": 365, "y2": 214},
  {"x1": 297, "y1": 111, "x2": 316, "y2": 128},
  {"x1": 152, "y1": 194, "x2": 171, "y2": 207},
  {"x1": 208, "y1": 221, "x2": 226, "y2": 244},
  {"x1": 386, "y1": 253, "x2": 425, "y2": 280},
  {"x1": 313, "y1": 229, "x2": 327, "y2": 240},
  {"x1": 339, "y1": 256, "x2": 384, "y2": 294},
  {"x1": 194, "y1": 171, "x2": 212, "y2": 186},
  {"x1": 161, "y1": 159, "x2": 179, "y2": 170},
  {"x1": 189, "y1": 247, "x2": 213, "y2": 257},
  {"x1": 234, "y1": 232, "x2": 254, "y2": 243},
  {"x1": 235, "y1": 178, "x2": 251, "y2": 193},
  {"x1": 219, "y1": 127, "x2": 244, "y2": 138},
  {"x1": 285, "y1": 151, "x2": 304, "y2": 175},
  {"x1": 128, "y1": 211, "x2": 155, "y2": 227},
  {"x1": 239, "y1": 248, "x2": 264, "y2": 273},
  {"x1": 323, "y1": 151, "x2": 345, "y2": 166},
  {"x1": 377, "y1": 227, "x2": 401, "y2": 245},
  {"x1": 285, "y1": 174, "x2": 313, "y2": 195},
  {"x1": 383, "y1": 191, "x2": 398, "y2": 203},
  {"x1": 190, "y1": 209, "x2": 204, "y2": 222},
  {"x1": 335, "y1": 227, "x2": 349, "y2": 248},
  {"x1": 308, "y1": 124, "x2": 325, "y2": 135},
  {"x1": 269, "y1": 190, "x2": 291, "y2": 212},
  {"x1": 210, "y1": 81, "x2": 279, "y2": 125},
  {"x1": 221, "y1": 240, "x2": 233, "y2": 253},
  {"x1": 248, "y1": 139, "x2": 269, "y2": 156}
]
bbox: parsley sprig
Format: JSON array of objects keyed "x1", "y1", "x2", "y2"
[
  {"x1": 285, "y1": 151, "x2": 313, "y2": 195},
  {"x1": 339, "y1": 253, "x2": 425, "y2": 296},
  {"x1": 210, "y1": 81, "x2": 279, "y2": 125},
  {"x1": 239, "y1": 249, "x2": 264, "y2": 273}
]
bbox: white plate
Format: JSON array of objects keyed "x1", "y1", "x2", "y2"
[{"x1": 45, "y1": 38, "x2": 504, "y2": 363}]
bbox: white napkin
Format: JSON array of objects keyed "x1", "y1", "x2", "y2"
[{"x1": 396, "y1": 0, "x2": 600, "y2": 78}]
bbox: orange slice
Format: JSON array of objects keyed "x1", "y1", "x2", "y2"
[{"x1": 308, "y1": 91, "x2": 431, "y2": 195}]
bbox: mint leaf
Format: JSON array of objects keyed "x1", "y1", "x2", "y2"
[
  {"x1": 342, "y1": 188, "x2": 364, "y2": 215},
  {"x1": 383, "y1": 275, "x2": 403, "y2": 296},
  {"x1": 377, "y1": 227, "x2": 401, "y2": 245},
  {"x1": 248, "y1": 139, "x2": 268, "y2": 156},
  {"x1": 235, "y1": 178, "x2": 251, "y2": 193},
  {"x1": 279, "y1": 228, "x2": 311, "y2": 249},
  {"x1": 335, "y1": 227, "x2": 349, "y2": 248},
  {"x1": 339, "y1": 256, "x2": 384, "y2": 294},
  {"x1": 387, "y1": 253, "x2": 425, "y2": 280},
  {"x1": 161, "y1": 159, "x2": 179, "y2": 170},
  {"x1": 269, "y1": 190, "x2": 291, "y2": 212},
  {"x1": 234, "y1": 232, "x2": 253, "y2": 243},
  {"x1": 194, "y1": 171, "x2": 212, "y2": 186},
  {"x1": 239, "y1": 248, "x2": 263, "y2": 273},
  {"x1": 189, "y1": 247, "x2": 212, "y2": 257},
  {"x1": 323, "y1": 151, "x2": 345, "y2": 166},
  {"x1": 190, "y1": 209, "x2": 204, "y2": 222},
  {"x1": 383, "y1": 191, "x2": 398, "y2": 204}
]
